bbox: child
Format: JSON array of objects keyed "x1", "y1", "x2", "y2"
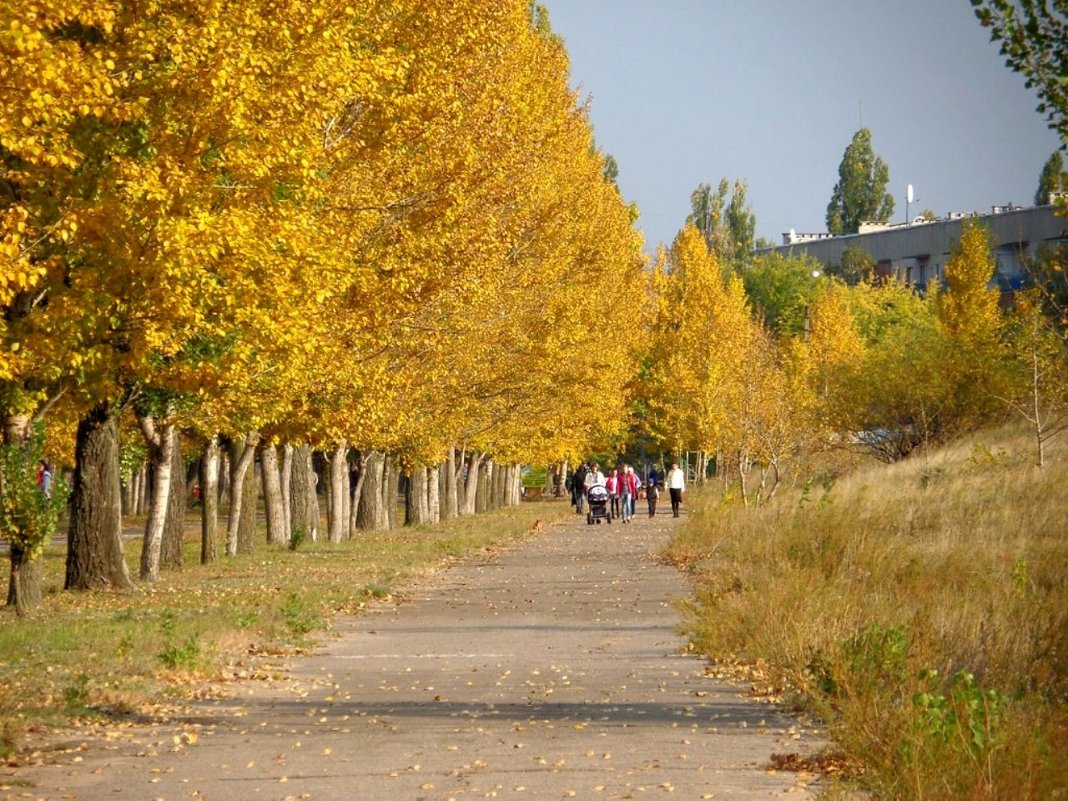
[{"x1": 646, "y1": 480, "x2": 659, "y2": 517}]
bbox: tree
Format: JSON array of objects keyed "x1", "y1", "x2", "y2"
[
  {"x1": 1003, "y1": 290, "x2": 1068, "y2": 467},
  {"x1": 825, "y1": 128, "x2": 895, "y2": 234},
  {"x1": 742, "y1": 252, "x2": 825, "y2": 336},
  {"x1": 972, "y1": 0, "x2": 1068, "y2": 143},
  {"x1": 1, "y1": 423, "x2": 68, "y2": 614},
  {"x1": 1036, "y1": 150, "x2": 1067, "y2": 205},
  {"x1": 686, "y1": 178, "x2": 756, "y2": 268}
]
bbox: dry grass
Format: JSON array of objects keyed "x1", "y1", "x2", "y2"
[
  {"x1": 0, "y1": 499, "x2": 571, "y2": 758},
  {"x1": 666, "y1": 425, "x2": 1068, "y2": 800}
]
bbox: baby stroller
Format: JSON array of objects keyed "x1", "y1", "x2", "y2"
[{"x1": 586, "y1": 484, "x2": 612, "y2": 525}]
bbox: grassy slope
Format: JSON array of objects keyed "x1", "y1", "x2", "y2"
[
  {"x1": 666, "y1": 425, "x2": 1067, "y2": 800},
  {"x1": 0, "y1": 498, "x2": 572, "y2": 758}
]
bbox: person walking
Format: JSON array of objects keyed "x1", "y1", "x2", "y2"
[
  {"x1": 572, "y1": 462, "x2": 589, "y2": 514},
  {"x1": 666, "y1": 462, "x2": 685, "y2": 518},
  {"x1": 605, "y1": 468, "x2": 621, "y2": 518},
  {"x1": 646, "y1": 479, "x2": 659, "y2": 517},
  {"x1": 618, "y1": 463, "x2": 638, "y2": 523}
]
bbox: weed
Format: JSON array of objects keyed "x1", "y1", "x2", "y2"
[
  {"x1": 157, "y1": 609, "x2": 200, "y2": 670},
  {"x1": 280, "y1": 591, "x2": 318, "y2": 636},
  {"x1": 63, "y1": 673, "x2": 91, "y2": 713},
  {"x1": 288, "y1": 526, "x2": 306, "y2": 551}
]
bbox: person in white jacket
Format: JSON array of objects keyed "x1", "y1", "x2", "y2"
[{"x1": 666, "y1": 462, "x2": 685, "y2": 518}]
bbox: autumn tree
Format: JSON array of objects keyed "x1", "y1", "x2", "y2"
[
  {"x1": 826, "y1": 128, "x2": 895, "y2": 234},
  {"x1": 1035, "y1": 150, "x2": 1067, "y2": 205}
]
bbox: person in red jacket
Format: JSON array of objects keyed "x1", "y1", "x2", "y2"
[{"x1": 618, "y1": 464, "x2": 639, "y2": 523}]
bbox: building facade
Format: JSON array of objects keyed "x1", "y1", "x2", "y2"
[{"x1": 765, "y1": 204, "x2": 1067, "y2": 292}]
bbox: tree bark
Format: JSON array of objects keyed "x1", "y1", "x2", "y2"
[
  {"x1": 328, "y1": 442, "x2": 348, "y2": 542},
  {"x1": 405, "y1": 466, "x2": 428, "y2": 526},
  {"x1": 3, "y1": 413, "x2": 42, "y2": 614},
  {"x1": 384, "y1": 455, "x2": 399, "y2": 529},
  {"x1": 260, "y1": 442, "x2": 287, "y2": 545},
  {"x1": 443, "y1": 446, "x2": 458, "y2": 520},
  {"x1": 225, "y1": 433, "x2": 260, "y2": 556},
  {"x1": 356, "y1": 451, "x2": 387, "y2": 531},
  {"x1": 66, "y1": 402, "x2": 134, "y2": 591},
  {"x1": 290, "y1": 444, "x2": 318, "y2": 541},
  {"x1": 280, "y1": 443, "x2": 293, "y2": 536},
  {"x1": 200, "y1": 436, "x2": 220, "y2": 564},
  {"x1": 427, "y1": 464, "x2": 441, "y2": 523},
  {"x1": 237, "y1": 445, "x2": 258, "y2": 554},
  {"x1": 462, "y1": 452, "x2": 483, "y2": 516},
  {"x1": 347, "y1": 451, "x2": 365, "y2": 537},
  {"x1": 160, "y1": 436, "x2": 185, "y2": 569}
]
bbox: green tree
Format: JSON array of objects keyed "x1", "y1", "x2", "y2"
[
  {"x1": 826, "y1": 128, "x2": 895, "y2": 235},
  {"x1": 1035, "y1": 150, "x2": 1067, "y2": 205},
  {"x1": 686, "y1": 178, "x2": 756, "y2": 267},
  {"x1": 972, "y1": 0, "x2": 1068, "y2": 142},
  {"x1": 742, "y1": 252, "x2": 824, "y2": 336}
]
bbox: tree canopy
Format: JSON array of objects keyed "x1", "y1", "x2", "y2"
[{"x1": 825, "y1": 128, "x2": 895, "y2": 235}]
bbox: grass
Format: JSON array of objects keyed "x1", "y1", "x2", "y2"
[
  {"x1": 0, "y1": 498, "x2": 571, "y2": 758},
  {"x1": 665, "y1": 424, "x2": 1068, "y2": 800}
]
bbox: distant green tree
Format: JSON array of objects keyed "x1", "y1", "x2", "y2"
[
  {"x1": 826, "y1": 128, "x2": 895, "y2": 234},
  {"x1": 686, "y1": 178, "x2": 756, "y2": 268},
  {"x1": 1035, "y1": 150, "x2": 1067, "y2": 205},
  {"x1": 602, "y1": 152, "x2": 620, "y2": 186},
  {"x1": 743, "y1": 252, "x2": 824, "y2": 336},
  {"x1": 829, "y1": 246, "x2": 876, "y2": 285},
  {"x1": 972, "y1": 0, "x2": 1068, "y2": 143}
]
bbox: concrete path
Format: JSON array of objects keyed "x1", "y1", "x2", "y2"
[{"x1": 7, "y1": 508, "x2": 823, "y2": 800}]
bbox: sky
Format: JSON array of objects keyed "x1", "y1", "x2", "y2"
[{"x1": 539, "y1": 0, "x2": 1064, "y2": 256}]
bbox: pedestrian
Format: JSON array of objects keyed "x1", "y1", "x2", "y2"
[
  {"x1": 572, "y1": 462, "x2": 589, "y2": 514},
  {"x1": 618, "y1": 463, "x2": 638, "y2": 523},
  {"x1": 628, "y1": 466, "x2": 641, "y2": 517},
  {"x1": 646, "y1": 479, "x2": 659, "y2": 517},
  {"x1": 605, "y1": 468, "x2": 621, "y2": 518},
  {"x1": 666, "y1": 462, "x2": 685, "y2": 518},
  {"x1": 40, "y1": 462, "x2": 53, "y2": 499}
]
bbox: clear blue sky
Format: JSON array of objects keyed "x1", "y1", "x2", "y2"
[{"x1": 540, "y1": 0, "x2": 1064, "y2": 255}]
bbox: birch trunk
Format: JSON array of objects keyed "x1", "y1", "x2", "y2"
[
  {"x1": 200, "y1": 437, "x2": 220, "y2": 564},
  {"x1": 280, "y1": 443, "x2": 293, "y2": 537},
  {"x1": 260, "y1": 442, "x2": 287, "y2": 545},
  {"x1": 66, "y1": 402, "x2": 134, "y2": 591},
  {"x1": 462, "y1": 452, "x2": 482, "y2": 516},
  {"x1": 137, "y1": 415, "x2": 175, "y2": 582},
  {"x1": 427, "y1": 464, "x2": 441, "y2": 524},
  {"x1": 328, "y1": 442, "x2": 348, "y2": 542}
]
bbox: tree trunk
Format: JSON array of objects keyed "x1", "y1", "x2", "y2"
[
  {"x1": 290, "y1": 444, "x2": 318, "y2": 541},
  {"x1": 384, "y1": 455, "x2": 399, "y2": 529},
  {"x1": 462, "y1": 452, "x2": 482, "y2": 516},
  {"x1": 138, "y1": 414, "x2": 174, "y2": 582},
  {"x1": 476, "y1": 459, "x2": 491, "y2": 513},
  {"x1": 134, "y1": 464, "x2": 147, "y2": 516},
  {"x1": 356, "y1": 451, "x2": 387, "y2": 531},
  {"x1": 161, "y1": 436, "x2": 185, "y2": 569},
  {"x1": 280, "y1": 443, "x2": 293, "y2": 536},
  {"x1": 260, "y1": 442, "x2": 287, "y2": 545},
  {"x1": 237, "y1": 446, "x2": 258, "y2": 554},
  {"x1": 328, "y1": 442, "x2": 348, "y2": 542},
  {"x1": 3, "y1": 413, "x2": 42, "y2": 614},
  {"x1": 200, "y1": 436, "x2": 220, "y2": 564},
  {"x1": 226, "y1": 433, "x2": 260, "y2": 556},
  {"x1": 66, "y1": 402, "x2": 135, "y2": 591},
  {"x1": 405, "y1": 466, "x2": 428, "y2": 526},
  {"x1": 442, "y1": 446, "x2": 458, "y2": 520},
  {"x1": 427, "y1": 464, "x2": 441, "y2": 523},
  {"x1": 347, "y1": 451, "x2": 365, "y2": 537}
]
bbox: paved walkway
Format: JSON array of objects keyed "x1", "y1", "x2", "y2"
[{"x1": 8, "y1": 507, "x2": 823, "y2": 800}]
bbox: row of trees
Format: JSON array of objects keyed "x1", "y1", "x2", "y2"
[
  {"x1": 1, "y1": 1, "x2": 646, "y2": 613},
  {"x1": 640, "y1": 213, "x2": 1067, "y2": 505}
]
